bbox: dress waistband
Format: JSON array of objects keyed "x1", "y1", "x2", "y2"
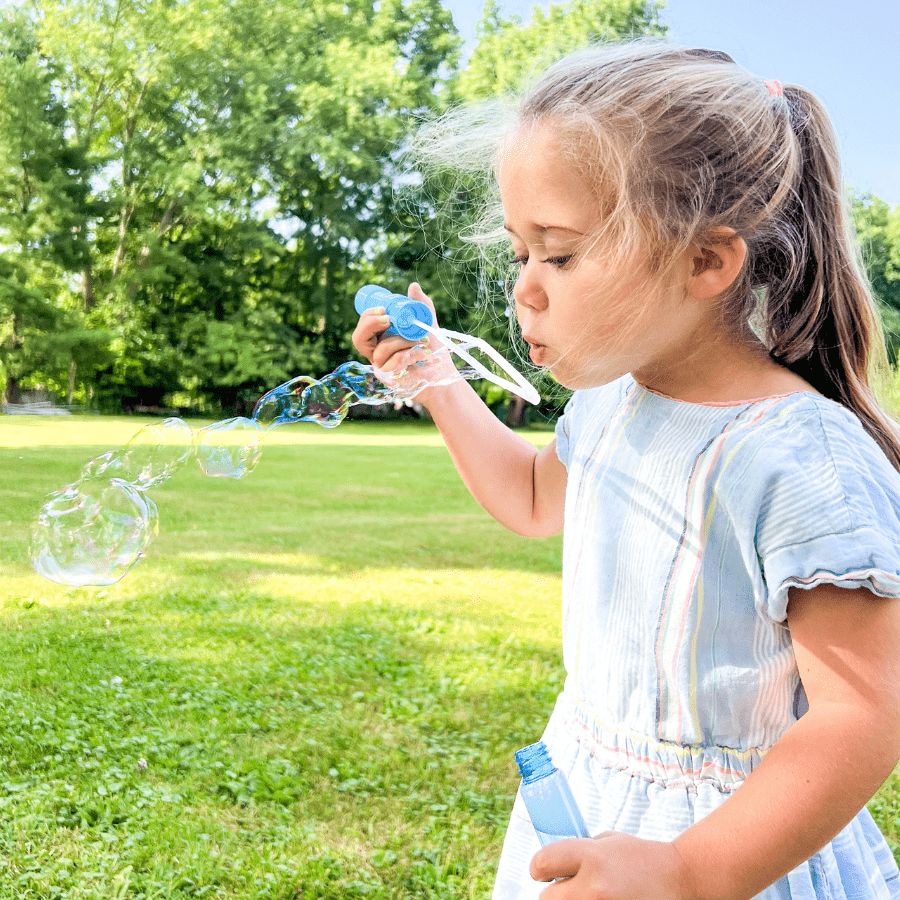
[{"x1": 558, "y1": 693, "x2": 766, "y2": 794}]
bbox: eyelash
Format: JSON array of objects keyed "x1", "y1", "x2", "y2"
[{"x1": 511, "y1": 254, "x2": 573, "y2": 269}]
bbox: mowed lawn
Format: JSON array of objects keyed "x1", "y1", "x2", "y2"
[
  {"x1": 0, "y1": 415, "x2": 564, "y2": 899},
  {"x1": 2, "y1": 415, "x2": 900, "y2": 899}
]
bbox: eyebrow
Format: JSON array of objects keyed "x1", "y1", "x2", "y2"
[{"x1": 503, "y1": 223, "x2": 584, "y2": 236}]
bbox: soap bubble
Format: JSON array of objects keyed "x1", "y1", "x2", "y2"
[
  {"x1": 31, "y1": 478, "x2": 159, "y2": 587},
  {"x1": 79, "y1": 417, "x2": 195, "y2": 489},
  {"x1": 30, "y1": 335, "x2": 533, "y2": 587},
  {"x1": 196, "y1": 418, "x2": 265, "y2": 478}
]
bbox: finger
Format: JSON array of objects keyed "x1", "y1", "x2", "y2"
[
  {"x1": 404, "y1": 282, "x2": 446, "y2": 356},
  {"x1": 351, "y1": 308, "x2": 390, "y2": 355},
  {"x1": 371, "y1": 337, "x2": 425, "y2": 371},
  {"x1": 530, "y1": 839, "x2": 588, "y2": 883},
  {"x1": 407, "y1": 282, "x2": 439, "y2": 319}
]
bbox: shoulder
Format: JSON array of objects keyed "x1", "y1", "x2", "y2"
[
  {"x1": 719, "y1": 391, "x2": 899, "y2": 495},
  {"x1": 555, "y1": 375, "x2": 633, "y2": 467},
  {"x1": 734, "y1": 394, "x2": 900, "y2": 621},
  {"x1": 721, "y1": 390, "x2": 900, "y2": 553}
]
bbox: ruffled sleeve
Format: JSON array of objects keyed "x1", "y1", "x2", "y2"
[{"x1": 751, "y1": 399, "x2": 900, "y2": 623}]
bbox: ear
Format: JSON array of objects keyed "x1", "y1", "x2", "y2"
[{"x1": 685, "y1": 229, "x2": 747, "y2": 301}]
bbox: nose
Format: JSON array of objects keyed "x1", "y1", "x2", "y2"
[{"x1": 513, "y1": 261, "x2": 548, "y2": 312}]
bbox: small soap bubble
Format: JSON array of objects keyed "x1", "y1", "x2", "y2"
[
  {"x1": 251, "y1": 377, "x2": 315, "y2": 429},
  {"x1": 332, "y1": 361, "x2": 394, "y2": 406},
  {"x1": 195, "y1": 418, "x2": 265, "y2": 479},
  {"x1": 30, "y1": 478, "x2": 159, "y2": 587},
  {"x1": 296, "y1": 377, "x2": 357, "y2": 428}
]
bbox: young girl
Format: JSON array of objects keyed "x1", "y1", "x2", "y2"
[{"x1": 353, "y1": 41, "x2": 900, "y2": 900}]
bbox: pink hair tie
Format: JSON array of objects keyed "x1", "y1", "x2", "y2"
[{"x1": 765, "y1": 80, "x2": 784, "y2": 97}]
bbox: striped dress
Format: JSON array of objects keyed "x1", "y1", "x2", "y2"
[{"x1": 493, "y1": 375, "x2": 900, "y2": 900}]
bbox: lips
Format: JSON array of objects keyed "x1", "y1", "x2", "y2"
[{"x1": 522, "y1": 334, "x2": 548, "y2": 365}]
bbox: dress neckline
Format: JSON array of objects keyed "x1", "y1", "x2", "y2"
[{"x1": 633, "y1": 377, "x2": 819, "y2": 409}]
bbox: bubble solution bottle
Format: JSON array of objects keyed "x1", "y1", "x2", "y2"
[{"x1": 515, "y1": 741, "x2": 590, "y2": 846}]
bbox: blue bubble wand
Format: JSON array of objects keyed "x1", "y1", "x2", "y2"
[{"x1": 354, "y1": 285, "x2": 541, "y2": 406}]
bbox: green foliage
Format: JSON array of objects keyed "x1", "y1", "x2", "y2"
[
  {"x1": 9, "y1": 0, "x2": 461, "y2": 411},
  {"x1": 458, "y1": 0, "x2": 666, "y2": 100},
  {"x1": 851, "y1": 192, "x2": 900, "y2": 362},
  {"x1": 0, "y1": 0, "x2": 670, "y2": 414},
  {"x1": 0, "y1": 12, "x2": 101, "y2": 402}
]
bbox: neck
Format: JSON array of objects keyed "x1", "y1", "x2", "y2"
[{"x1": 634, "y1": 331, "x2": 817, "y2": 405}]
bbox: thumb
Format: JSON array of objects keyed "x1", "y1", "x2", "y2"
[
  {"x1": 406, "y1": 281, "x2": 439, "y2": 328},
  {"x1": 529, "y1": 838, "x2": 589, "y2": 883},
  {"x1": 407, "y1": 281, "x2": 426, "y2": 300}
]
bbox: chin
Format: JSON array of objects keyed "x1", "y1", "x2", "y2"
[{"x1": 552, "y1": 368, "x2": 622, "y2": 392}]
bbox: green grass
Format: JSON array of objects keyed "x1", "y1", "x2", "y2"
[
  {"x1": 1, "y1": 416, "x2": 563, "y2": 899},
  {"x1": 3, "y1": 415, "x2": 900, "y2": 898}
]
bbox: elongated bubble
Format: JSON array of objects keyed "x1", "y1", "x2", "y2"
[
  {"x1": 79, "y1": 418, "x2": 194, "y2": 489},
  {"x1": 196, "y1": 417, "x2": 265, "y2": 479},
  {"x1": 30, "y1": 330, "x2": 534, "y2": 587},
  {"x1": 251, "y1": 362, "x2": 395, "y2": 429}
]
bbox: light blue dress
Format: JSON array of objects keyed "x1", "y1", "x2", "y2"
[{"x1": 493, "y1": 375, "x2": 900, "y2": 900}]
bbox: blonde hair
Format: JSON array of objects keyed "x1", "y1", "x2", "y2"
[{"x1": 410, "y1": 40, "x2": 900, "y2": 468}]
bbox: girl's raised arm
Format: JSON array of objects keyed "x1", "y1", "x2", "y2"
[{"x1": 352, "y1": 284, "x2": 566, "y2": 538}]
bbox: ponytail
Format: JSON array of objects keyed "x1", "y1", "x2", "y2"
[{"x1": 759, "y1": 86, "x2": 900, "y2": 470}]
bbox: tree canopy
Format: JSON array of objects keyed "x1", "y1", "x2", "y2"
[{"x1": 2, "y1": 0, "x2": 896, "y2": 416}]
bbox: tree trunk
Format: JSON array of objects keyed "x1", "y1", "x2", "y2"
[
  {"x1": 82, "y1": 263, "x2": 95, "y2": 311},
  {"x1": 505, "y1": 394, "x2": 526, "y2": 428},
  {"x1": 67, "y1": 359, "x2": 77, "y2": 406},
  {"x1": 5, "y1": 375, "x2": 22, "y2": 405}
]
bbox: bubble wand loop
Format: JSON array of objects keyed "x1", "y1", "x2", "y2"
[{"x1": 412, "y1": 319, "x2": 541, "y2": 406}]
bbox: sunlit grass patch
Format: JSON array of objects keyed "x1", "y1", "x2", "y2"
[{"x1": 1, "y1": 415, "x2": 561, "y2": 898}]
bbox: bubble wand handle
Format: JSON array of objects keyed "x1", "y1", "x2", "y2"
[{"x1": 354, "y1": 284, "x2": 434, "y2": 341}]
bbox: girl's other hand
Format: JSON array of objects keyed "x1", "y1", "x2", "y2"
[{"x1": 531, "y1": 833, "x2": 693, "y2": 900}]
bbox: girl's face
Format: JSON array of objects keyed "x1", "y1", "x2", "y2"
[{"x1": 499, "y1": 124, "x2": 706, "y2": 392}]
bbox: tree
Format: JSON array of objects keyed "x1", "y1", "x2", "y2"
[
  {"x1": 30, "y1": 0, "x2": 461, "y2": 410},
  {"x1": 851, "y1": 192, "x2": 900, "y2": 362},
  {"x1": 458, "y1": 0, "x2": 666, "y2": 100},
  {"x1": 0, "y1": 12, "x2": 106, "y2": 404}
]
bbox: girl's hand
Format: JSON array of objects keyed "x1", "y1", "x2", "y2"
[
  {"x1": 351, "y1": 282, "x2": 439, "y2": 370},
  {"x1": 531, "y1": 833, "x2": 694, "y2": 900},
  {"x1": 351, "y1": 282, "x2": 460, "y2": 400}
]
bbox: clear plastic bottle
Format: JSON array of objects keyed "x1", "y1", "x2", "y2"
[{"x1": 515, "y1": 741, "x2": 590, "y2": 846}]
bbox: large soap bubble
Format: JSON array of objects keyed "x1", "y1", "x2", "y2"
[{"x1": 31, "y1": 478, "x2": 159, "y2": 587}]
